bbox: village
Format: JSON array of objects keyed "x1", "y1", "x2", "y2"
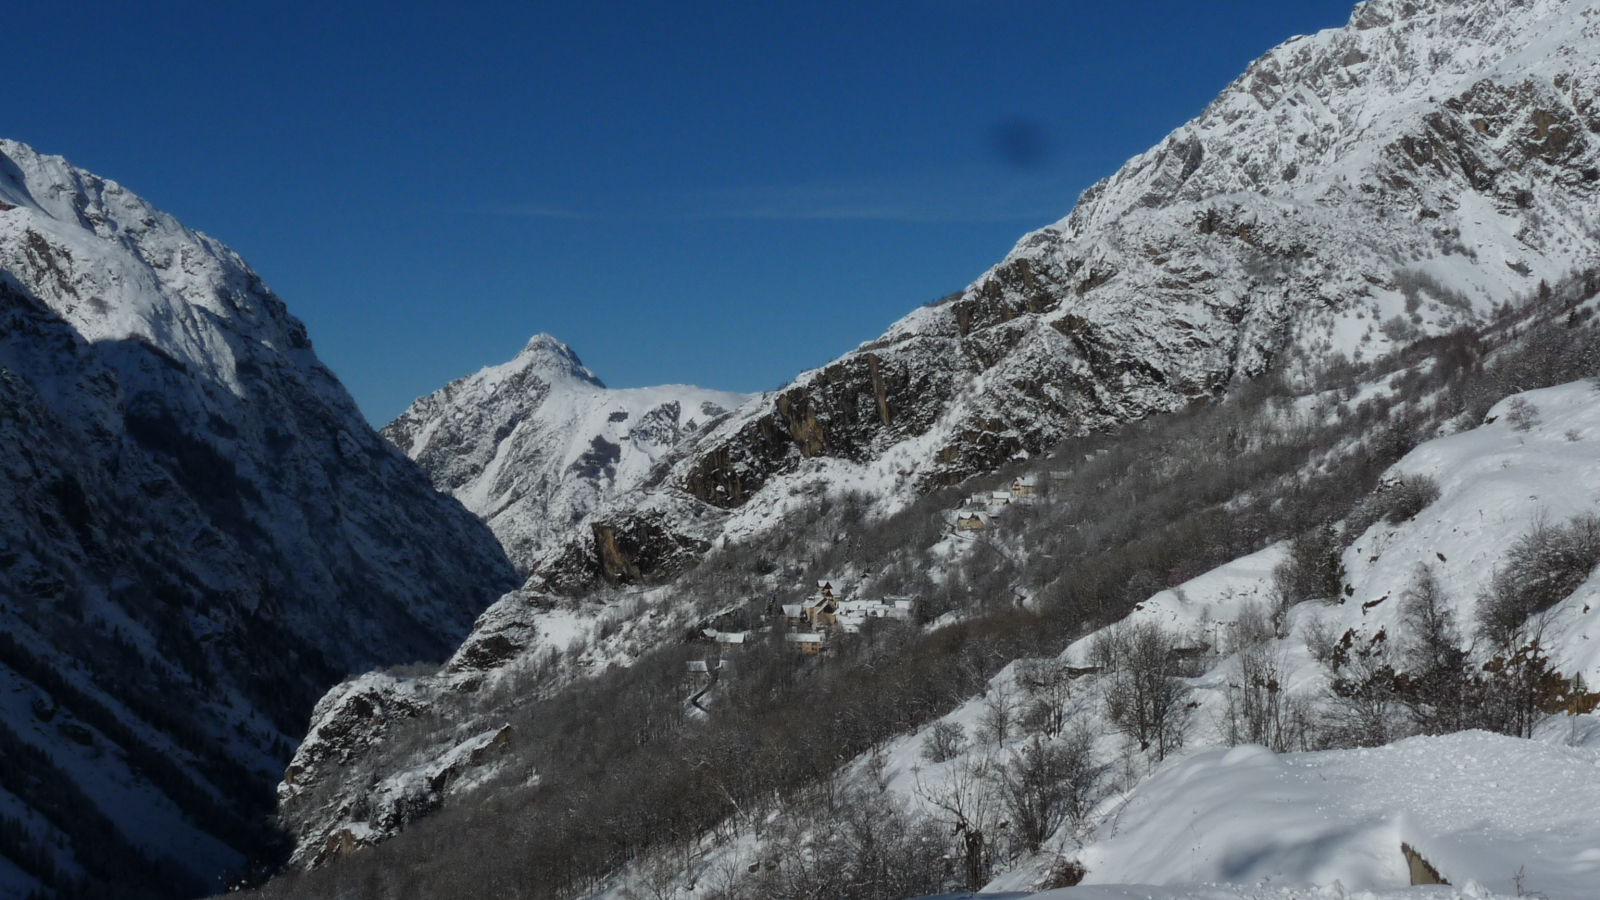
[
  {"x1": 953, "y1": 473, "x2": 1038, "y2": 532},
  {"x1": 691, "y1": 578, "x2": 918, "y2": 665},
  {"x1": 686, "y1": 474, "x2": 1045, "y2": 687}
]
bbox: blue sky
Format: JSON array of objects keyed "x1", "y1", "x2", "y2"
[{"x1": 9, "y1": 1, "x2": 1356, "y2": 425}]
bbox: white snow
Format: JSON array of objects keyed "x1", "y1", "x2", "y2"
[
  {"x1": 1036, "y1": 885, "x2": 1512, "y2": 900},
  {"x1": 386, "y1": 333, "x2": 750, "y2": 570},
  {"x1": 1078, "y1": 730, "x2": 1600, "y2": 899}
]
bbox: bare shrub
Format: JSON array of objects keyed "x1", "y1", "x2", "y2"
[
  {"x1": 1040, "y1": 857, "x2": 1088, "y2": 890},
  {"x1": 920, "y1": 721, "x2": 967, "y2": 764},
  {"x1": 1380, "y1": 475, "x2": 1442, "y2": 524},
  {"x1": 1381, "y1": 315, "x2": 1420, "y2": 343},
  {"x1": 1273, "y1": 524, "x2": 1344, "y2": 608},
  {"x1": 1505, "y1": 396, "x2": 1542, "y2": 431},
  {"x1": 1226, "y1": 602, "x2": 1275, "y2": 651},
  {"x1": 1478, "y1": 513, "x2": 1600, "y2": 646},
  {"x1": 1394, "y1": 269, "x2": 1471, "y2": 311},
  {"x1": 1303, "y1": 613, "x2": 1341, "y2": 668},
  {"x1": 746, "y1": 786, "x2": 952, "y2": 900},
  {"x1": 993, "y1": 727, "x2": 1100, "y2": 852},
  {"x1": 1345, "y1": 474, "x2": 1442, "y2": 538}
]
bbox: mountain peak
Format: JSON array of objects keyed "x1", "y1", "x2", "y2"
[
  {"x1": 381, "y1": 333, "x2": 751, "y2": 571},
  {"x1": 512, "y1": 333, "x2": 605, "y2": 388}
]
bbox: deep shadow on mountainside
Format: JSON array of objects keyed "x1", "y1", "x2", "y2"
[{"x1": 0, "y1": 139, "x2": 518, "y2": 899}]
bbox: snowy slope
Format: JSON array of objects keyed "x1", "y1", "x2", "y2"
[
  {"x1": 382, "y1": 334, "x2": 748, "y2": 572},
  {"x1": 528, "y1": 0, "x2": 1600, "y2": 587},
  {"x1": 1076, "y1": 731, "x2": 1600, "y2": 897},
  {"x1": 267, "y1": 0, "x2": 1600, "y2": 885},
  {"x1": 0, "y1": 137, "x2": 517, "y2": 667},
  {"x1": 1038, "y1": 887, "x2": 1516, "y2": 900},
  {"x1": 0, "y1": 139, "x2": 518, "y2": 897},
  {"x1": 1056, "y1": 381, "x2": 1600, "y2": 697},
  {"x1": 724, "y1": 380, "x2": 1600, "y2": 900}
]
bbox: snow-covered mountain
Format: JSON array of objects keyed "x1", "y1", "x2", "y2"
[
  {"x1": 529, "y1": 0, "x2": 1600, "y2": 588},
  {"x1": 0, "y1": 139, "x2": 518, "y2": 897},
  {"x1": 381, "y1": 335, "x2": 748, "y2": 573},
  {"x1": 257, "y1": 2, "x2": 1600, "y2": 892}
]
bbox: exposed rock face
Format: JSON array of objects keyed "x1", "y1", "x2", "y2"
[
  {"x1": 278, "y1": 590, "x2": 550, "y2": 869},
  {"x1": 380, "y1": 335, "x2": 749, "y2": 573},
  {"x1": 525, "y1": 490, "x2": 728, "y2": 593},
  {"x1": 670, "y1": 0, "x2": 1600, "y2": 508},
  {"x1": 0, "y1": 139, "x2": 518, "y2": 896},
  {"x1": 442, "y1": 592, "x2": 548, "y2": 674}
]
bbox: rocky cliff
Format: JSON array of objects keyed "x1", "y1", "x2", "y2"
[
  {"x1": 0, "y1": 139, "x2": 518, "y2": 898},
  {"x1": 558, "y1": 0, "x2": 1600, "y2": 582}
]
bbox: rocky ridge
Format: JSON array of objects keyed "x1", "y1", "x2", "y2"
[{"x1": 532, "y1": 0, "x2": 1600, "y2": 589}]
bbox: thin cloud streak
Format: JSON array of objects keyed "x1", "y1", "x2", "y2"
[
  {"x1": 485, "y1": 167, "x2": 1086, "y2": 226},
  {"x1": 482, "y1": 203, "x2": 603, "y2": 220}
]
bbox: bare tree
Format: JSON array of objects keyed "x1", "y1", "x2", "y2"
[
  {"x1": 1476, "y1": 624, "x2": 1568, "y2": 739},
  {"x1": 1324, "y1": 631, "x2": 1406, "y2": 747},
  {"x1": 1017, "y1": 659, "x2": 1077, "y2": 739},
  {"x1": 993, "y1": 727, "x2": 1100, "y2": 852},
  {"x1": 1100, "y1": 622, "x2": 1191, "y2": 760},
  {"x1": 1397, "y1": 564, "x2": 1471, "y2": 733},
  {"x1": 977, "y1": 682, "x2": 1020, "y2": 747},
  {"x1": 1273, "y1": 524, "x2": 1345, "y2": 609},
  {"x1": 1219, "y1": 642, "x2": 1314, "y2": 752},
  {"x1": 915, "y1": 757, "x2": 1001, "y2": 892}
]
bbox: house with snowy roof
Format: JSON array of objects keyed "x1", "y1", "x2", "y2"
[
  {"x1": 785, "y1": 578, "x2": 845, "y2": 628},
  {"x1": 806, "y1": 599, "x2": 838, "y2": 629},
  {"x1": 784, "y1": 632, "x2": 824, "y2": 654},
  {"x1": 833, "y1": 598, "x2": 915, "y2": 632},
  {"x1": 686, "y1": 659, "x2": 723, "y2": 681},
  {"x1": 956, "y1": 511, "x2": 988, "y2": 532},
  {"x1": 1011, "y1": 475, "x2": 1038, "y2": 497}
]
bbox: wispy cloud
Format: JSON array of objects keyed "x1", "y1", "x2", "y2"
[
  {"x1": 484, "y1": 166, "x2": 1082, "y2": 226},
  {"x1": 481, "y1": 203, "x2": 602, "y2": 220},
  {"x1": 670, "y1": 171, "x2": 1071, "y2": 224}
]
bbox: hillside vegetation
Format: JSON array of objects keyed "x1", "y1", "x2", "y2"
[{"x1": 250, "y1": 266, "x2": 1600, "y2": 900}]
